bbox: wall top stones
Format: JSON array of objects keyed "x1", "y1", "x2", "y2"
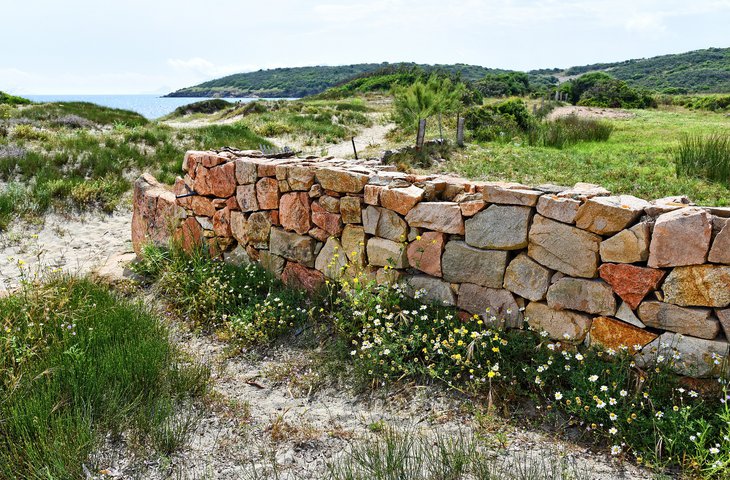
[{"x1": 133, "y1": 149, "x2": 730, "y2": 379}]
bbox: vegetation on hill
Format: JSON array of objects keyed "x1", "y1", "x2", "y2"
[
  {"x1": 559, "y1": 47, "x2": 730, "y2": 93},
  {"x1": 167, "y1": 62, "x2": 511, "y2": 98},
  {"x1": 167, "y1": 47, "x2": 730, "y2": 99},
  {"x1": 0, "y1": 91, "x2": 31, "y2": 106}
]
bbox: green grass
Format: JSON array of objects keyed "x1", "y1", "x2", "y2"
[
  {"x1": 0, "y1": 101, "x2": 272, "y2": 228},
  {"x1": 12, "y1": 101, "x2": 148, "y2": 126},
  {"x1": 443, "y1": 108, "x2": 730, "y2": 205},
  {"x1": 0, "y1": 276, "x2": 209, "y2": 479},
  {"x1": 674, "y1": 133, "x2": 730, "y2": 186}
]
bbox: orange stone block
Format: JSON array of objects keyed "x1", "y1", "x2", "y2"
[{"x1": 589, "y1": 316, "x2": 657, "y2": 352}]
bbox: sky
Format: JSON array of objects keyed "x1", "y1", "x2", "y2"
[{"x1": 1, "y1": 0, "x2": 729, "y2": 95}]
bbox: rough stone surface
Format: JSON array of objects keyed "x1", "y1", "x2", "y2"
[
  {"x1": 484, "y1": 185, "x2": 542, "y2": 206},
  {"x1": 406, "y1": 231, "x2": 445, "y2": 277},
  {"x1": 575, "y1": 195, "x2": 649, "y2": 235},
  {"x1": 363, "y1": 206, "x2": 408, "y2": 242},
  {"x1": 366, "y1": 237, "x2": 408, "y2": 268},
  {"x1": 315, "y1": 237, "x2": 348, "y2": 278},
  {"x1": 708, "y1": 222, "x2": 730, "y2": 264},
  {"x1": 648, "y1": 208, "x2": 712, "y2": 268},
  {"x1": 637, "y1": 301, "x2": 719, "y2": 339},
  {"x1": 546, "y1": 278, "x2": 617, "y2": 316},
  {"x1": 311, "y1": 201, "x2": 343, "y2": 237},
  {"x1": 380, "y1": 185, "x2": 424, "y2": 215},
  {"x1": 234, "y1": 158, "x2": 257, "y2": 184},
  {"x1": 589, "y1": 316, "x2": 657, "y2": 351},
  {"x1": 315, "y1": 167, "x2": 369, "y2": 193},
  {"x1": 405, "y1": 202, "x2": 464, "y2": 234},
  {"x1": 269, "y1": 228, "x2": 317, "y2": 268},
  {"x1": 341, "y1": 225, "x2": 367, "y2": 268},
  {"x1": 340, "y1": 196, "x2": 362, "y2": 224},
  {"x1": 280, "y1": 192, "x2": 312, "y2": 235},
  {"x1": 599, "y1": 263, "x2": 665, "y2": 309},
  {"x1": 281, "y1": 165, "x2": 315, "y2": 191},
  {"x1": 364, "y1": 185, "x2": 382, "y2": 205},
  {"x1": 442, "y1": 241, "x2": 508, "y2": 288},
  {"x1": 281, "y1": 262, "x2": 325, "y2": 292},
  {"x1": 259, "y1": 250, "x2": 285, "y2": 276},
  {"x1": 465, "y1": 205, "x2": 532, "y2": 250},
  {"x1": 402, "y1": 275, "x2": 456, "y2": 306},
  {"x1": 528, "y1": 215, "x2": 601, "y2": 278},
  {"x1": 459, "y1": 200, "x2": 486, "y2": 217},
  {"x1": 212, "y1": 207, "x2": 232, "y2": 237},
  {"x1": 503, "y1": 253, "x2": 552, "y2": 302},
  {"x1": 600, "y1": 222, "x2": 651, "y2": 264},
  {"x1": 536, "y1": 195, "x2": 581, "y2": 224},
  {"x1": 208, "y1": 161, "x2": 237, "y2": 198},
  {"x1": 717, "y1": 308, "x2": 730, "y2": 339},
  {"x1": 256, "y1": 177, "x2": 280, "y2": 210},
  {"x1": 245, "y1": 211, "x2": 271, "y2": 248},
  {"x1": 662, "y1": 265, "x2": 730, "y2": 308},
  {"x1": 615, "y1": 301, "x2": 646, "y2": 328},
  {"x1": 223, "y1": 245, "x2": 252, "y2": 267},
  {"x1": 458, "y1": 283, "x2": 522, "y2": 328},
  {"x1": 190, "y1": 196, "x2": 216, "y2": 217},
  {"x1": 557, "y1": 182, "x2": 610, "y2": 200},
  {"x1": 320, "y1": 195, "x2": 340, "y2": 213},
  {"x1": 132, "y1": 173, "x2": 183, "y2": 255},
  {"x1": 236, "y1": 184, "x2": 259, "y2": 212},
  {"x1": 524, "y1": 302, "x2": 592, "y2": 342},
  {"x1": 637, "y1": 332, "x2": 729, "y2": 378},
  {"x1": 230, "y1": 211, "x2": 247, "y2": 245}
]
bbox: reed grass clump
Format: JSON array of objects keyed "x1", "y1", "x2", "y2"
[{"x1": 674, "y1": 133, "x2": 730, "y2": 185}]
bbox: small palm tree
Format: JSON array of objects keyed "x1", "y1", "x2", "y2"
[{"x1": 392, "y1": 76, "x2": 465, "y2": 146}]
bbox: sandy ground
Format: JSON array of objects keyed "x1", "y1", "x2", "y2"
[
  {"x1": 324, "y1": 122, "x2": 395, "y2": 158},
  {"x1": 0, "y1": 209, "x2": 134, "y2": 293},
  {"x1": 89, "y1": 328, "x2": 656, "y2": 480},
  {"x1": 547, "y1": 106, "x2": 635, "y2": 121}
]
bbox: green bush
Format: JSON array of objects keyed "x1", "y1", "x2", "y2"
[
  {"x1": 465, "y1": 99, "x2": 534, "y2": 142},
  {"x1": 171, "y1": 99, "x2": 231, "y2": 116},
  {"x1": 564, "y1": 72, "x2": 656, "y2": 109},
  {"x1": 0, "y1": 276, "x2": 209, "y2": 479},
  {"x1": 674, "y1": 133, "x2": 730, "y2": 186}
]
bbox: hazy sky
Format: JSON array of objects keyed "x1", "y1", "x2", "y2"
[{"x1": 2, "y1": 0, "x2": 729, "y2": 94}]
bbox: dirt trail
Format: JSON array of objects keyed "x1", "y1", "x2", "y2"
[
  {"x1": 547, "y1": 106, "x2": 635, "y2": 121},
  {"x1": 324, "y1": 122, "x2": 395, "y2": 158}
]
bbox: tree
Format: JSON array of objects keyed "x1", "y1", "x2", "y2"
[{"x1": 392, "y1": 76, "x2": 466, "y2": 146}]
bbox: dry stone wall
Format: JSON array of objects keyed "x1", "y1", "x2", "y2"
[{"x1": 133, "y1": 149, "x2": 730, "y2": 379}]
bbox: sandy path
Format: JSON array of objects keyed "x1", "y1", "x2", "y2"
[
  {"x1": 0, "y1": 209, "x2": 134, "y2": 293},
  {"x1": 547, "y1": 106, "x2": 635, "y2": 121},
  {"x1": 324, "y1": 122, "x2": 395, "y2": 158}
]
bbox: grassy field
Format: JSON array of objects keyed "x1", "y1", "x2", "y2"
[
  {"x1": 443, "y1": 108, "x2": 730, "y2": 205},
  {"x1": 0, "y1": 275, "x2": 209, "y2": 479}
]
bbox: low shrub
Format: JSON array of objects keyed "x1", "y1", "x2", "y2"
[
  {"x1": 137, "y1": 245, "x2": 730, "y2": 477},
  {"x1": 0, "y1": 276, "x2": 209, "y2": 479},
  {"x1": 171, "y1": 99, "x2": 231, "y2": 116},
  {"x1": 465, "y1": 99, "x2": 534, "y2": 142},
  {"x1": 0, "y1": 91, "x2": 31, "y2": 106},
  {"x1": 674, "y1": 133, "x2": 730, "y2": 186}
]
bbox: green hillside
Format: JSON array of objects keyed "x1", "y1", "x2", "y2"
[
  {"x1": 167, "y1": 47, "x2": 730, "y2": 98},
  {"x1": 556, "y1": 47, "x2": 730, "y2": 93},
  {"x1": 166, "y1": 63, "x2": 511, "y2": 98}
]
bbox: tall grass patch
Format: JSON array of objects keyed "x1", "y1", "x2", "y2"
[
  {"x1": 674, "y1": 133, "x2": 730, "y2": 185},
  {"x1": 528, "y1": 115, "x2": 614, "y2": 148},
  {"x1": 0, "y1": 276, "x2": 209, "y2": 479}
]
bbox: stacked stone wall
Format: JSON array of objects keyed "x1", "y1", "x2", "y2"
[{"x1": 133, "y1": 149, "x2": 730, "y2": 378}]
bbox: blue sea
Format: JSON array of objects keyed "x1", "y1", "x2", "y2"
[{"x1": 23, "y1": 95, "x2": 286, "y2": 119}]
